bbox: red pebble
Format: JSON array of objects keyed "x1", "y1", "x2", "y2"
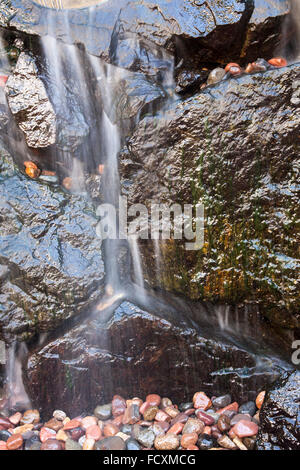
[
  {"x1": 193, "y1": 392, "x2": 212, "y2": 410},
  {"x1": 86, "y1": 425, "x2": 102, "y2": 441},
  {"x1": 203, "y1": 426, "x2": 212, "y2": 435},
  {"x1": 155, "y1": 410, "x2": 170, "y2": 422},
  {"x1": 187, "y1": 445, "x2": 199, "y2": 450},
  {"x1": 6, "y1": 434, "x2": 23, "y2": 450},
  {"x1": 256, "y1": 391, "x2": 266, "y2": 409},
  {"x1": 9, "y1": 412, "x2": 22, "y2": 426},
  {"x1": 167, "y1": 422, "x2": 184, "y2": 435},
  {"x1": 63, "y1": 419, "x2": 81, "y2": 430},
  {"x1": 0, "y1": 417, "x2": 12, "y2": 430},
  {"x1": 195, "y1": 410, "x2": 215, "y2": 425},
  {"x1": 146, "y1": 394, "x2": 161, "y2": 406},
  {"x1": 181, "y1": 433, "x2": 198, "y2": 448},
  {"x1": 217, "y1": 402, "x2": 239, "y2": 415},
  {"x1": 268, "y1": 57, "x2": 287, "y2": 68},
  {"x1": 40, "y1": 427, "x2": 56, "y2": 442},
  {"x1": 112, "y1": 395, "x2": 126, "y2": 417},
  {"x1": 0, "y1": 441, "x2": 7, "y2": 450},
  {"x1": 140, "y1": 401, "x2": 150, "y2": 415},
  {"x1": 231, "y1": 420, "x2": 258, "y2": 438}
]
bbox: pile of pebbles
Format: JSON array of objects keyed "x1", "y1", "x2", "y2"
[{"x1": 0, "y1": 391, "x2": 265, "y2": 450}]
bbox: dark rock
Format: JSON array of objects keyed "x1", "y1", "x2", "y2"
[
  {"x1": 175, "y1": 68, "x2": 208, "y2": 94},
  {"x1": 179, "y1": 402, "x2": 193, "y2": 412},
  {"x1": 126, "y1": 438, "x2": 141, "y2": 450},
  {"x1": 212, "y1": 394, "x2": 232, "y2": 410},
  {"x1": 67, "y1": 427, "x2": 85, "y2": 441},
  {"x1": 197, "y1": 433, "x2": 217, "y2": 450},
  {"x1": 94, "y1": 404, "x2": 112, "y2": 421},
  {"x1": 257, "y1": 371, "x2": 300, "y2": 450},
  {"x1": 217, "y1": 414, "x2": 231, "y2": 433},
  {"x1": 239, "y1": 401, "x2": 256, "y2": 416},
  {"x1": 24, "y1": 302, "x2": 288, "y2": 418},
  {"x1": 0, "y1": 429, "x2": 11, "y2": 441},
  {"x1": 65, "y1": 438, "x2": 82, "y2": 450},
  {"x1": 95, "y1": 436, "x2": 126, "y2": 451},
  {"x1": 121, "y1": 424, "x2": 132, "y2": 435},
  {"x1": 5, "y1": 52, "x2": 56, "y2": 148},
  {"x1": 120, "y1": 64, "x2": 300, "y2": 334},
  {"x1": 24, "y1": 434, "x2": 41, "y2": 451},
  {"x1": 0, "y1": 151, "x2": 105, "y2": 341},
  {"x1": 243, "y1": 436, "x2": 256, "y2": 450}
]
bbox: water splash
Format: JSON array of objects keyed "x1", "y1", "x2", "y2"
[{"x1": 6, "y1": 343, "x2": 31, "y2": 410}]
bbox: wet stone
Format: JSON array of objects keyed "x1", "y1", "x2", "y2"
[
  {"x1": 126, "y1": 438, "x2": 141, "y2": 450},
  {"x1": 195, "y1": 410, "x2": 215, "y2": 425},
  {"x1": 232, "y1": 420, "x2": 259, "y2": 438},
  {"x1": 217, "y1": 414, "x2": 231, "y2": 433},
  {"x1": 24, "y1": 434, "x2": 41, "y2": 451},
  {"x1": 183, "y1": 418, "x2": 204, "y2": 435},
  {"x1": 154, "y1": 433, "x2": 180, "y2": 450},
  {"x1": 193, "y1": 392, "x2": 212, "y2": 411},
  {"x1": 65, "y1": 438, "x2": 82, "y2": 450},
  {"x1": 53, "y1": 410, "x2": 66, "y2": 421},
  {"x1": 197, "y1": 434, "x2": 217, "y2": 450},
  {"x1": 0, "y1": 417, "x2": 12, "y2": 429},
  {"x1": 136, "y1": 428, "x2": 155, "y2": 448},
  {"x1": 95, "y1": 436, "x2": 126, "y2": 450},
  {"x1": 0, "y1": 430, "x2": 11, "y2": 442},
  {"x1": 112, "y1": 395, "x2": 126, "y2": 417},
  {"x1": 68, "y1": 426, "x2": 85, "y2": 440},
  {"x1": 243, "y1": 437, "x2": 256, "y2": 450},
  {"x1": 41, "y1": 439, "x2": 63, "y2": 450},
  {"x1": 94, "y1": 404, "x2": 112, "y2": 421},
  {"x1": 143, "y1": 406, "x2": 158, "y2": 421},
  {"x1": 218, "y1": 435, "x2": 238, "y2": 450},
  {"x1": 6, "y1": 433, "x2": 23, "y2": 450},
  {"x1": 123, "y1": 404, "x2": 140, "y2": 425},
  {"x1": 230, "y1": 413, "x2": 252, "y2": 426},
  {"x1": 146, "y1": 394, "x2": 161, "y2": 407},
  {"x1": 179, "y1": 402, "x2": 193, "y2": 412},
  {"x1": 21, "y1": 409, "x2": 40, "y2": 425},
  {"x1": 161, "y1": 398, "x2": 172, "y2": 409},
  {"x1": 45, "y1": 418, "x2": 63, "y2": 432},
  {"x1": 121, "y1": 424, "x2": 132, "y2": 435},
  {"x1": 212, "y1": 395, "x2": 232, "y2": 410},
  {"x1": 239, "y1": 402, "x2": 256, "y2": 416}
]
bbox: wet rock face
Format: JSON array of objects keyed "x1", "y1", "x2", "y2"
[
  {"x1": 5, "y1": 52, "x2": 56, "y2": 148},
  {"x1": 24, "y1": 301, "x2": 284, "y2": 418},
  {"x1": 257, "y1": 371, "x2": 300, "y2": 450},
  {"x1": 0, "y1": 151, "x2": 105, "y2": 342},
  {"x1": 120, "y1": 64, "x2": 300, "y2": 331},
  {"x1": 1, "y1": 0, "x2": 290, "y2": 65}
]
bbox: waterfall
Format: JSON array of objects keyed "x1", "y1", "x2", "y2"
[{"x1": 280, "y1": 0, "x2": 300, "y2": 61}]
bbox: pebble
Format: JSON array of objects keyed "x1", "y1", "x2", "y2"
[
  {"x1": 136, "y1": 428, "x2": 155, "y2": 448},
  {"x1": 143, "y1": 406, "x2": 158, "y2": 421},
  {"x1": 170, "y1": 412, "x2": 188, "y2": 426},
  {"x1": 0, "y1": 75, "x2": 8, "y2": 87},
  {"x1": 217, "y1": 414, "x2": 231, "y2": 432},
  {"x1": 243, "y1": 437, "x2": 256, "y2": 450},
  {"x1": 154, "y1": 433, "x2": 180, "y2": 450},
  {"x1": 239, "y1": 401, "x2": 256, "y2": 416},
  {"x1": 63, "y1": 418, "x2": 81, "y2": 430},
  {"x1": 45, "y1": 418, "x2": 63, "y2": 432},
  {"x1": 122, "y1": 404, "x2": 140, "y2": 425},
  {"x1": 217, "y1": 402, "x2": 239, "y2": 415},
  {"x1": 161, "y1": 398, "x2": 172, "y2": 409},
  {"x1": 182, "y1": 418, "x2": 204, "y2": 435},
  {"x1": 112, "y1": 395, "x2": 126, "y2": 417},
  {"x1": 231, "y1": 420, "x2": 259, "y2": 438},
  {"x1": 116, "y1": 432, "x2": 130, "y2": 441},
  {"x1": 24, "y1": 435, "x2": 41, "y2": 451},
  {"x1": 53, "y1": 410, "x2": 66, "y2": 421},
  {"x1": 179, "y1": 402, "x2": 193, "y2": 412},
  {"x1": 68, "y1": 426, "x2": 85, "y2": 440},
  {"x1": 197, "y1": 434, "x2": 217, "y2": 450},
  {"x1": 187, "y1": 445, "x2": 199, "y2": 450},
  {"x1": 151, "y1": 423, "x2": 166, "y2": 437},
  {"x1": 81, "y1": 416, "x2": 98, "y2": 430},
  {"x1": 86, "y1": 424, "x2": 102, "y2": 441},
  {"x1": 212, "y1": 394, "x2": 231, "y2": 410},
  {"x1": 95, "y1": 436, "x2": 126, "y2": 450},
  {"x1": 41, "y1": 439, "x2": 63, "y2": 450},
  {"x1": 94, "y1": 404, "x2": 112, "y2": 421},
  {"x1": 83, "y1": 438, "x2": 95, "y2": 450},
  {"x1": 167, "y1": 422, "x2": 184, "y2": 435},
  {"x1": 193, "y1": 392, "x2": 212, "y2": 410},
  {"x1": 65, "y1": 438, "x2": 82, "y2": 450},
  {"x1": 164, "y1": 406, "x2": 179, "y2": 418},
  {"x1": 207, "y1": 68, "x2": 226, "y2": 85},
  {"x1": 56, "y1": 429, "x2": 68, "y2": 442},
  {"x1": 0, "y1": 430, "x2": 11, "y2": 442},
  {"x1": 121, "y1": 424, "x2": 132, "y2": 434},
  {"x1": 233, "y1": 436, "x2": 248, "y2": 450},
  {"x1": 14, "y1": 424, "x2": 34, "y2": 435},
  {"x1": 195, "y1": 410, "x2": 215, "y2": 425},
  {"x1": 39, "y1": 427, "x2": 56, "y2": 442},
  {"x1": 230, "y1": 413, "x2": 252, "y2": 426},
  {"x1": 0, "y1": 417, "x2": 12, "y2": 429},
  {"x1": 181, "y1": 432, "x2": 198, "y2": 448},
  {"x1": 9, "y1": 412, "x2": 22, "y2": 426},
  {"x1": 126, "y1": 438, "x2": 141, "y2": 450},
  {"x1": 6, "y1": 433, "x2": 23, "y2": 450},
  {"x1": 256, "y1": 391, "x2": 265, "y2": 410},
  {"x1": 0, "y1": 441, "x2": 7, "y2": 450},
  {"x1": 146, "y1": 394, "x2": 161, "y2": 407},
  {"x1": 155, "y1": 410, "x2": 171, "y2": 422},
  {"x1": 104, "y1": 423, "x2": 119, "y2": 437},
  {"x1": 217, "y1": 435, "x2": 237, "y2": 450}
]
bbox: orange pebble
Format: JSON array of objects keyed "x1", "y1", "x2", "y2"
[
  {"x1": 0, "y1": 75, "x2": 8, "y2": 87},
  {"x1": 167, "y1": 422, "x2": 184, "y2": 435},
  {"x1": 217, "y1": 402, "x2": 239, "y2": 415},
  {"x1": 0, "y1": 440, "x2": 7, "y2": 450},
  {"x1": 25, "y1": 166, "x2": 40, "y2": 179},
  {"x1": 186, "y1": 445, "x2": 199, "y2": 450},
  {"x1": 63, "y1": 418, "x2": 81, "y2": 430},
  {"x1": 98, "y1": 164, "x2": 105, "y2": 175},
  {"x1": 256, "y1": 391, "x2": 266, "y2": 409},
  {"x1": 86, "y1": 424, "x2": 102, "y2": 441},
  {"x1": 62, "y1": 176, "x2": 73, "y2": 190},
  {"x1": 203, "y1": 426, "x2": 212, "y2": 435},
  {"x1": 24, "y1": 161, "x2": 38, "y2": 169},
  {"x1": 268, "y1": 57, "x2": 287, "y2": 68}
]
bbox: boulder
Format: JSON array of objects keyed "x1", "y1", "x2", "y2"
[
  {"x1": 0, "y1": 150, "x2": 105, "y2": 342},
  {"x1": 257, "y1": 371, "x2": 300, "y2": 450},
  {"x1": 120, "y1": 64, "x2": 300, "y2": 332},
  {"x1": 5, "y1": 52, "x2": 56, "y2": 148},
  {"x1": 24, "y1": 301, "x2": 288, "y2": 418}
]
